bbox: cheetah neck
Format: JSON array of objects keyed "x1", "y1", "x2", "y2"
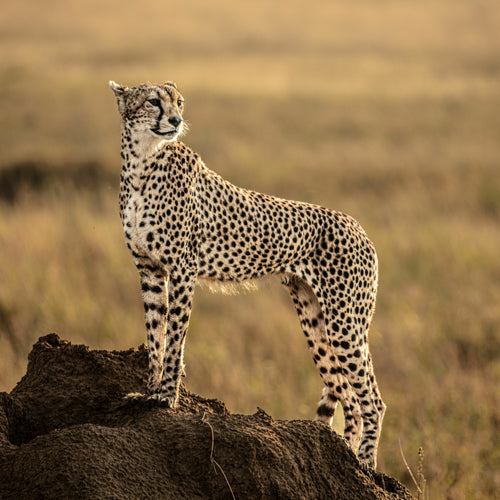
[
  {"x1": 118, "y1": 123, "x2": 167, "y2": 221},
  {"x1": 121, "y1": 123, "x2": 165, "y2": 165},
  {"x1": 119, "y1": 124, "x2": 167, "y2": 184}
]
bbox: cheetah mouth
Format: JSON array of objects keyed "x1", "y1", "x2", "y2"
[{"x1": 151, "y1": 128, "x2": 178, "y2": 138}]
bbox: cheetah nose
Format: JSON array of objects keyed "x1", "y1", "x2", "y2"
[{"x1": 168, "y1": 116, "x2": 182, "y2": 128}]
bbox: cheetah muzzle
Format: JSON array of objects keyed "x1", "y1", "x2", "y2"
[{"x1": 110, "y1": 80, "x2": 386, "y2": 469}]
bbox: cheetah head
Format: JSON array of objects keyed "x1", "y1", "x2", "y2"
[{"x1": 109, "y1": 81, "x2": 185, "y2": 144}]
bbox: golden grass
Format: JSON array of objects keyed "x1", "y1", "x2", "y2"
[{"x1": 1, "y1": 0, "x2": 500, "y2": 497}]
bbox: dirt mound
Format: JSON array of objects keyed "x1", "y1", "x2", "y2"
[{"x1": 0, "y1": 334, "x2": 411, "y2": 499}]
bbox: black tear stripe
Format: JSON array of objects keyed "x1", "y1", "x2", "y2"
[{"x1": 156, "y1": 101, "x2": 164, "y2": 130}]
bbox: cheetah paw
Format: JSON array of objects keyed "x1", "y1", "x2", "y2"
[{"x1": 146, "y1": 392, "x2": 176, "y2": 407}]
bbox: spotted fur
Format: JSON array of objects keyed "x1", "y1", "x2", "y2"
[{"x1": 110, "y1": 80, "x2": 386, "y2": 468}]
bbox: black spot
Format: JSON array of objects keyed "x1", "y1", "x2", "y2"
[{"x1": 317, "y1": 405, "x2": 335, "y2": 417}]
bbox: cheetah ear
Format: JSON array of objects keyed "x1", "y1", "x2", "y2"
[
  {"x1": 109, "y1": 80, "x2": 126, "y2": 93},
  {"x1": 109, "y1": 81, "x2": 128, "y2": 114},
  {"x1": 163, "y1": 81, "x2": 177, "y2": 89}
]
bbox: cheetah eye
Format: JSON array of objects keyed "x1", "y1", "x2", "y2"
[
  {"x1": 147, "y1": 98, "x2": 161, "y2": 107},
  {"x1": 177, "y1": 99, "x2": 184, "y2": 108}
]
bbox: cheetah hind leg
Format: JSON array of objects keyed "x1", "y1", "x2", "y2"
[
  {"x1": 354, "y1": 353, "x2": 387, "y2": 468},
  {"x1": 282, "y1": 275, "x2": 363, "y2": 454}
]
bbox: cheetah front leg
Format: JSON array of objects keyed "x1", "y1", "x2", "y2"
[
  {"x1": 148, "y1": 268, "x2": 197, "y2": 407},
  {"x1": 137, "y1": 267, "x2": 169, "y2": 397}
]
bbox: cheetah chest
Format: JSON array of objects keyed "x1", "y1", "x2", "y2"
[{"x1": 122, "y1": 192, "x2": 153, "y2": 259}]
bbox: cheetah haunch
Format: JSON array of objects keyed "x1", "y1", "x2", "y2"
[{"x1": 110, "y1": 80, "x2": 386, "y2": 468}]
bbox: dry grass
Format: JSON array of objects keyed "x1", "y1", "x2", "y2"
[{"x1": 1, "y1": 1, "x2": 499, "y2": 497}]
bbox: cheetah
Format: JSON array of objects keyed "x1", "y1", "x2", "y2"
[{"x1": 110, "y1": 80, "x2": 386, "y2": 468}]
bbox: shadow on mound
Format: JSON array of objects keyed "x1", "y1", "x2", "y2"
[{"x1": 0, "y1": 334, "x2": 411, "y2": 499}]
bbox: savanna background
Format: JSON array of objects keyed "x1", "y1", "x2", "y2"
[{"x1": 1, "y1": 0, "x2": 499, "y2": 497}]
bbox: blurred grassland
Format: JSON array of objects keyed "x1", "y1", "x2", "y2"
[{"x1": 1, "y1": 0, "x2": 500, "y2": 497}]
